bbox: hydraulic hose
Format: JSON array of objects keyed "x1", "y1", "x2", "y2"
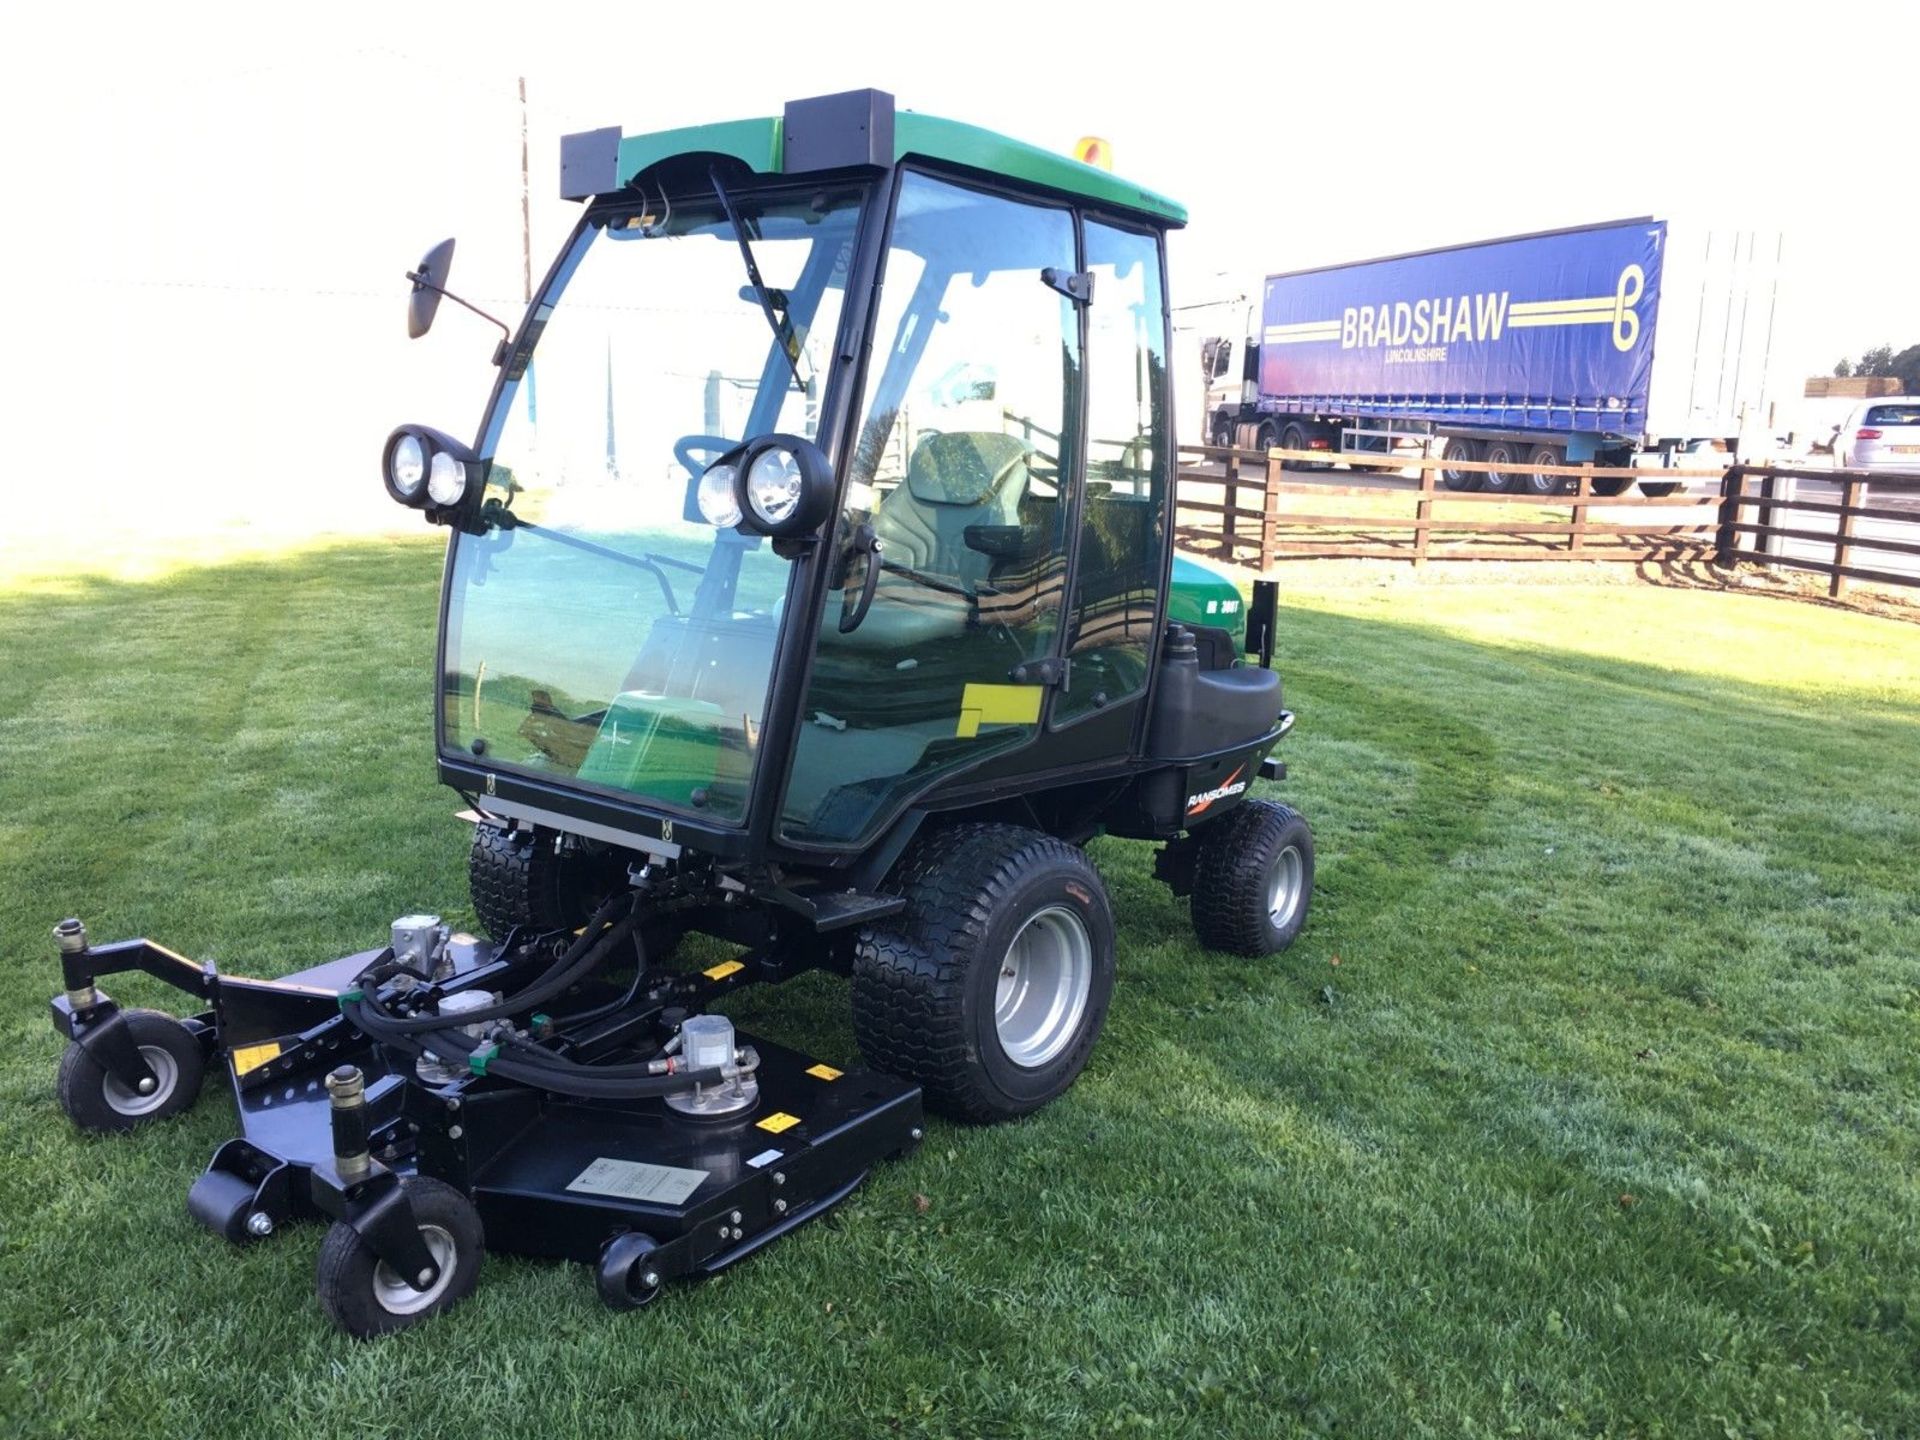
[
  {"x1": 340, "y1": 994, "x2": 730, "y2": 1099},
  {"x1": 354, "y1": 894, "x2": 637, "y2": 1035},
  {"x1": 337, "y1": 898, "x2": 751, "y2": 1100}
]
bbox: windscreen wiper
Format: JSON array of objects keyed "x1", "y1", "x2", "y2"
[{"x1": 709, "y1": 165, "x2": 807, "y2": 394}]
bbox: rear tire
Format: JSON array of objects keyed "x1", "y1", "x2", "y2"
[
  {"x1": 56, "y1": 1010, "x2": 205, "y2": 1133},
  {"x1": 1481, "y1": 440, "x2": 1522, "y2": 493},
  {"x1": 1440, "y1": 437, "x2": 1483, "y2": 491},
  {"x1": 1279, "y1": 422, "x2": 1327, "y2": 472},
  {"x1": 1525, "y1": 443, "x2": 1568, "y2": 496},
  {"x1": 1190, "y1": 801, "x2": 1315, "y2": 957},
  {"x1": 853, "y1": 824, "x2": 1116, "y2": 1124}
]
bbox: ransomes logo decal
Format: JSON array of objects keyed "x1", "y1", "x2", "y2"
[{"x1": 1185, "y1": 766, "x2": 1248, "y2": 817}]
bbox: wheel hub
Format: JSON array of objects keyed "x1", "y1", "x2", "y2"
[
  {"x1": 994, "y1": 906, "x2": 1093, "y2": 1069},
  {"x1": 1267, "y1": 844, "x2": 1306, "y2": 926},
  {"x1": 372, "y1": 1224, "x2": 457, "y2": 1316},
  {"x1": 102, "y1": 1045, "x2": 178, "y2": 1118}
]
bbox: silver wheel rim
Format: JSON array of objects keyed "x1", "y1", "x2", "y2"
[
  {"x1": 994, "y1": 905, "x2": 1093, "y2": 1069},
  {"x1": 102, "y1": 1045, "x2": 179, "y2": 1117},
  {"x1": 372, "y1": 1225, "x2": 457, "y2": 1316},
  {"x1": 1267, "y1": 844, "x2": 1306, "y2": 927}
]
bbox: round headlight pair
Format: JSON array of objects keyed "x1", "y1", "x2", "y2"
[
  {"x1": 695, "y1": 434, "x2": 831, "y2": 538},
  {"x1": 383, "y1": 426, "x2": 477, "y2": 512}
]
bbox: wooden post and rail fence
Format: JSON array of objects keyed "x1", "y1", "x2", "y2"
[{"x1": 1175, "y1": 444, "x2": 1920, "y2": 595}]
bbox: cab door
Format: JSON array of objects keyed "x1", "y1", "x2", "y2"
[{"x1": 780, "y1": 170, "x2": 1082, "y2": 847}]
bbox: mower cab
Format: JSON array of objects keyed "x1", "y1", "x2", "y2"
[{"x1": 48, "y1": 90, "x2": 1312, "y2": 1337}]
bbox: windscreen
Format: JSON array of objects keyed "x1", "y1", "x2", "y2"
[{"x1": 440, "y1": 185, "x2": 864, "y2": 822}]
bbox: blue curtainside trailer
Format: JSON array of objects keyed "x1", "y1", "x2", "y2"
[{"x1": 1201, "y1": 218, "x2": 1782, "y2": 497}]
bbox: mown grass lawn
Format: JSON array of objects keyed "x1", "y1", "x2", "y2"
[{"x1": 0, "y1": 541, "x2": 1915, "y2": 1439}]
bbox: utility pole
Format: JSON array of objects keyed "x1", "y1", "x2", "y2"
[{"x1": 518, "y1": 76, "x2": 532, "y2": 304}]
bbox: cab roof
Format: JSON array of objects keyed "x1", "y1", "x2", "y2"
[{"x1": 561, "y1": 88, "x2": 1186, "y2": 228}]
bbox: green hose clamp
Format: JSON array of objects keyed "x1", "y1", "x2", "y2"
[
  {"x1": 337, "y1": 987, "x2": 365, "y2": 1011},
  {"x1": 469, "y1": 1042, "x2": 501, "y2": 1077}
]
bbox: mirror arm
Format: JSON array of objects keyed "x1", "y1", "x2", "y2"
[{"x1": 405, "y1": 270, "x2": 514, "y2": 365}]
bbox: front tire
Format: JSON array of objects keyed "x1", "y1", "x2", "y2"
[
  {"x1": 468, "y1": 822, "x2": 625, "y2": 940},
  {"x1": 1190, "y1": 801, "x2": 1315, "y2": 957},
  {"x1": 853, "y1": 825, "x2": 1116, "y2": 1124},
  {"x1": 56, "y1": 1009, "x2": 205, "y2": 1133},
  {"x1": 315, "y1": 1176, "x2": 484, "y2": 1338},
  {"x1": 1637, "y1": 480, "x2": 1681, "y2": 498}
]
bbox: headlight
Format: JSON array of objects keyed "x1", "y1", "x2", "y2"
[
  {"x1": 696, "y1": 463, "x2": 742, "y2": 527},
  {"x1": 388, "y1": 432, "x2": 428, "y2": 502},
  {"x1": 427, "y1": 449, "x2": 468, "y2": 507},
  {"x1": 746, "y1": 447, "x2": 804, "y2": 528}
]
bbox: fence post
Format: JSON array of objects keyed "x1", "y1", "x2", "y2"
[
  {"x1": 1413, "y1": 462, "x2": 1434, "y2": 569},
  {"x1": 1568, "y1": 464, "x2": 1592, "y2": 555},
  {"x1": 1831, "y1": 477, "x2": 1861, "y2": 599},
  {"x1": 1221, "y1": 446, "x2": 1239, "y2": 562},
  {"x1": 1259, "y1": 450, "x2": 1279, "y2": 571},
  {"x1": 1713, "y1": 465, "x2": 1743, "y2": 567}
]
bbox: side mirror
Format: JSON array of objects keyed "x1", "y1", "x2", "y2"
[{"x1": 407, "y1": 238, "x2": 457, "y2": 339}]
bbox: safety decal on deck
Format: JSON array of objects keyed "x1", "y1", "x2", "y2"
[
  {"x1": 703, "y1": 959, "x2": 745, "y2": 981},
  {"x1": 230, "y1": 1042, "x2": 282, "y2": 1076},
  {"x1": 756, "y1": 1111, "x2": 803, "y2": 1134},
  {"x1": 566, "y1": 1157, "x2": 710, "y2": 1206},
  {"x1": 805, "y1": 1064, "x2": 843, "y2": 1081},
  {"x1": 745, "y1": 1148, "x2": 783, "y2": 1169}
]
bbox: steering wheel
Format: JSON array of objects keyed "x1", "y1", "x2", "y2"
[{"x1": 674, "y1": 434, "x2": 737, "y2": 477}]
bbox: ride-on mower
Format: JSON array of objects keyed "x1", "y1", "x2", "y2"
[{"x1": 48, "y1": 90, "x2": 1313, "y2": 1337}]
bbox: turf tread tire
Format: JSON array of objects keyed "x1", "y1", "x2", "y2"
[
  {"x1": 852, "y1": 824, "x2": 1115, "y2": 1125},
  {"x1": 1189, "y1": 800, "x2": 1314, "y2": 957}
]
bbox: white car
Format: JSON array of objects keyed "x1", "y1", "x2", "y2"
[{"x1": 1837, "y1": 398, "x2": 1920, "y2": 472}]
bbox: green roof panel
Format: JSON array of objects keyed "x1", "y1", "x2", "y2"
[{"x1": 611, "y1": 104, "x2": 1185, "y2": 228}]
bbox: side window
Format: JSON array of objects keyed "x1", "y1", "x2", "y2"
[
  {"x1": 782, "y1": 173, "x2": 1080, "y2": 845},
  {"x1": 1056, "y1": 221, "x2": 1167, "y2": 726}
]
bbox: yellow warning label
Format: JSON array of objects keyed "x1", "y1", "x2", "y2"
[
  {"x1": 231, "y1": 1042, "x2": 282, "y2": 1076},
  {"x1": 805, "y1": 1064, "x2": 843, "y2": 1081},
  {"x1": 955, "y1": 683, "x2": 1044, "y2": 739},
  {"x1": 703, "y1": 959, "x2": 745, "y2": 981},
  {"x1": 756, "y1": 1111, "x2": 802, "y2": 1134}
]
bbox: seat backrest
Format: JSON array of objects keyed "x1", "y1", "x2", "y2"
[{"x1": 872, "y1": 431, "x2": 1031, "y2": 578}]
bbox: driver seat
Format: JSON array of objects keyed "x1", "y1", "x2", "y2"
[{"x1": 844, "y1": 431, "x2": 1032, "y2": 650}]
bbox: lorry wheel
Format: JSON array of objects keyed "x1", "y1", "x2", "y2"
[
  {"x1": 1589, "y1": 477, "x2": 1634, "y2": 497},
  {"x1": 56, "y1": 1010, "x2": 206, "y2": 1133},
  {"x1": 1637, "y1": 481, "x2": 1681, "y2": 498},
  {"x1": 468, "y1": 822, "x2": 625, "y2": 940},
  {"x1": 1481, "y1": 441, "x2": 1522, "y2": 493},
  {"x1": 1190, "y1": 801, "x2": 1315, "y2": 957},
  {"x1": 316, "y1": 1176, "x2": 484, "y2": 1339},
  {"x1": 852, "y1": 824, "x2": 1116, "y2": 1124},
  {"x1": 1279, "y1": 422, "x2": 1328, "y2": 471},
  {"x1": 1525, "y1": 444, "x2": 1568, "y2": 496},
  {"x1": 1440, "y1": 438, "x2": 1483, "y2": 490}
]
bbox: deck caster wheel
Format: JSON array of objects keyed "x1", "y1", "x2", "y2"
[
  {"x1": 315, "y1": 1176, "x2": 483, "y2": 1338},
  {"x1": 1190, "y1": 801, "x2": 1315, "y2": 957},
  {"x1": 595, "y1": 1231, "x2": 664, "y2": 1310},
  {"x1": 854, "y1": 824, "x2": 1116, "y2": 1125},
  {"x1": 56, "y1": 1009, "x2": 205, "y2": 1133}
]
